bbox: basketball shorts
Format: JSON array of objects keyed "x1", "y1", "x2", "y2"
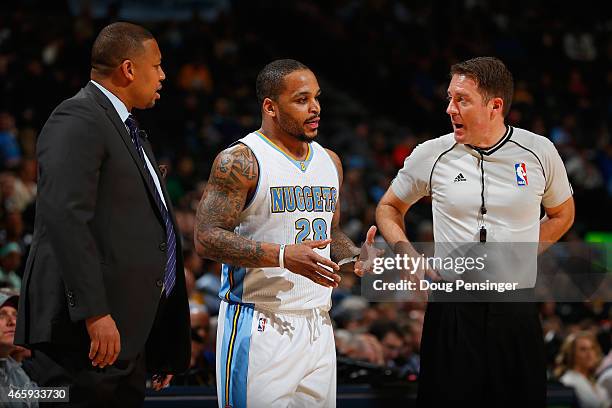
[{"x1": 216, "y1": 300, "x2": 336, "y2": 408}]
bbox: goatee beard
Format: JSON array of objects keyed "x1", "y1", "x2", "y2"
[{"x1": 296, "y1": 133, "x2": 314, "y2": 143}]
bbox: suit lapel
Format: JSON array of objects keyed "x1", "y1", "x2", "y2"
[{"x1": 84, "y1": 83, "x2": 165, "y2": 221}]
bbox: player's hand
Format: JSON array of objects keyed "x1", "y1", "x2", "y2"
[
  {"x1": 151, "y1": 374, "x2": 173, "y2": 391},
  {"x1": 354, "y1": 226, "x2": 385, "y2": 277},
  {"x1": 85, "y1": 314, "x2": 121, "y2": 368},
  {"x1": 284, "y1": 239, "x2": 341, "y2": 288}
]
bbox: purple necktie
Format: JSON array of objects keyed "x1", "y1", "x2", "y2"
[{"x1": 125, "y1": 115, "x2": 176, "y2": 296}]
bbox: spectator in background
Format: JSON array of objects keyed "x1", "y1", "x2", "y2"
[
  {"x1": 177, "y1": 55, "x2": 214, "y2": 94},
  {"x1": 184, "y1": 267, "x2": 198, "y2": 305},
  {"x1": 0, "y1": 242, "x2": 22, "y2": 289},
  {"x1": 337, "y1": 331, "x2": 385, "y2": 367},
  {"x1": 195, "y1": 259, "x2": 221, "y2": 316},
  {"x1": 0, "y1": 289, "x2": 38, "y2": 407},
  {"x1": 370, "y1": 321, "x2": 404, "y2": 368},
  {"x1": 555, "y1": 332, "x2": 610, "y2": 408},
  {"x1": 166, "y1": 156, "x2": 198, "y2": 205},
  {"x1": 1, "y1": 211, "x2": 24, "y2": 244},
  {"x1": 0, "y1": 171, "x2": 19, "y2": 213},
  {"x1": 0, "y1": 112, "x2": 21, "y2": 170},
  {"x1": 173, "y1": 305, "x2": 215, "y2": 386},
  {"x1": 596, "y1": 350, "x2": 612, "y2": 402},
  {"x1": 370, "y1": 318, "x2": 420, "y2": 379},
  {"x1": 14, "y1": 158, "x2": 37, "y2": 210},
  {"x1": 331, "y1": 295, "x2": 370, "y2": 332},
  {"x1": 0, "y1": 162, "x2": 36, "y2": 215}
]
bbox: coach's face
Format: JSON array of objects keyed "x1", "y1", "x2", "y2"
[
  {"x1": 446, "y1": 74, "x2": 496, "y2": 145},
  {"x1": 131, "y1": 39, "x2": 165, "y2": 109},
  {"x1": 274, "y1": 69, "x2": 321, "y2": 143}
]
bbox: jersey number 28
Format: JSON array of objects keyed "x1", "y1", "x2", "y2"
[{"x1": 295, "y1": 218, "x2": 328, "y2": 245}]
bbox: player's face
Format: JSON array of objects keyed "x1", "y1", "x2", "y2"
[
  {"x1": 446, "y1": 74, "x2": 494, "y2": 145},
  {"x1": 275, "y1": 69, "x2": 321, "y2": 143},
  {"x1": 131, "y1": 39, "x2": 165, "y2": 109}
]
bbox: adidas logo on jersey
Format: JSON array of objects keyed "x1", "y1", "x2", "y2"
[{"x1": 454, "y1": 173, "x2": 467, "y2": 182}]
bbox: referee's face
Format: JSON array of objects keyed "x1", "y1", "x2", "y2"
[{"x1": 446, "y1": 74, "x2": 493, "y2": 146}]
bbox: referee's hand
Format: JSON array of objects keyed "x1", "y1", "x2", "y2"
[
  {"x1": 284, "y1": 239, "x2": 341, "y2": 288},
  {"x1": 394, "y1": 241, "x2": 441, "y2": 282}
]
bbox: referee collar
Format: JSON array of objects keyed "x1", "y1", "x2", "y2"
[{"x1": 467, "y1": 125, "x2": 513, "y2": 156}]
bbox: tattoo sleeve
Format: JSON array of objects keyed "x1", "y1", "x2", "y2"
[{"x1": 194, "y1": 144, "x2": 278, "y2": 267}]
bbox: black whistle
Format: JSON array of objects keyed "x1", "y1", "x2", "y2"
[{"x1": 480, "y1": 226, "x2": 487, "y2": 243}]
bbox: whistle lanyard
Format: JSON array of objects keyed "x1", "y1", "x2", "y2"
[{"x1": 477, "y1": 150, "x2": 487, "y2": 242}]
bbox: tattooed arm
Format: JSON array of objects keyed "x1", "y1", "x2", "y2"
[
  {"x1": 194, "y1": 144, "x2": 278, "y2": 267},
  {"x1": 325, "y1": 149, "x2": 361, "y2": 263},
  {"x1": 194, "y1": 143, "x2": 341, "y2": 287}
]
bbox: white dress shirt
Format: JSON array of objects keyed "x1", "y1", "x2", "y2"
[{"x1": 90, "y1": 80, "x2": 167, "y2": 209}]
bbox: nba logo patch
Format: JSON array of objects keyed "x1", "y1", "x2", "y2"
[
  {"x1": 258, "y1": 317, "x2": 267, "y2": 332},
  {"x1": 515, "y1": 163, "x2": 528, "y2": 186}
]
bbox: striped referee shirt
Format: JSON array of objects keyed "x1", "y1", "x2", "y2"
[
  {"x1": 391, "y1": 126, "x2": 573, "y2": 286},
  {"x1": 392, "y1": 125, "x2": 572, "y2": 243}
]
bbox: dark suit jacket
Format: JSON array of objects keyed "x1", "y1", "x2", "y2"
[{"x1": 15, "y1": 82, "x2": 190, "y2": 373}]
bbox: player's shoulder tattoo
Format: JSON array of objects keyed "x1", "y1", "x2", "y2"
[{"x1": 212, "y1": 143, "x2": 259, "y2": 188}]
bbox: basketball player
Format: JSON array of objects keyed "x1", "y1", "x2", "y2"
[{"x1": 194, "y1": 59, "x2": 375, "y2": 408}]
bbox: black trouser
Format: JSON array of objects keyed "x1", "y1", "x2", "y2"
[
  {"x1": 417, "y1": 299, "x2": 546, "y2": 407},
  {"x1": 26, "y1": 343, "x2": 147, "y2": 408}
]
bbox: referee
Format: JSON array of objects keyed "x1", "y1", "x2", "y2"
[{"x1": 376, "y1": 57, "x2": 574, "y2": 406}]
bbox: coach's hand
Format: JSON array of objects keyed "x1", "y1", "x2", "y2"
[
  {"x1": 86, "y1": 314, "x2": 121, "y2": 368},
  {"x1": 284, "y1": 239, "x2": 341, "y2": 288}
]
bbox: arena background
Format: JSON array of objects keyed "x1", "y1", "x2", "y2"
[{"x1": 1, "y1": 0, "x2": 610, "y2": 406}]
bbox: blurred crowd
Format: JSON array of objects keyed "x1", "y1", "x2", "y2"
[{"x1": 1, "y1": 0, "x2": 611, "y2": 402}]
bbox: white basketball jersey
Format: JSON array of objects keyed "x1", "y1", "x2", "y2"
[{"x1": 219, "y1": 131, "x2": 339, "y2": 311}]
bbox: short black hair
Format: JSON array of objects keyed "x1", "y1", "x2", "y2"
[
  {"x1": 450, "y1": 57, "x2": 514, "y2": 117},
  {"x1": 255, "y1": 59, "x2": 310, "y2": 105},
  {"x1": 91, "y1": 22, "x2": 154, "y2": 76}
]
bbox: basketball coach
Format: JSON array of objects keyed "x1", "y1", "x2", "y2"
[{"x1": 15, "y1": 22, "x2": 190, "y2": 406}]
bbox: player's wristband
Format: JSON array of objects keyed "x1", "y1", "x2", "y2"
[
  {"x1": 338, "y1": 254, "x2": 359, "y2": 266},
  {"x1": 279, "y1": 244, "x2": 286, "y2": 269}
]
